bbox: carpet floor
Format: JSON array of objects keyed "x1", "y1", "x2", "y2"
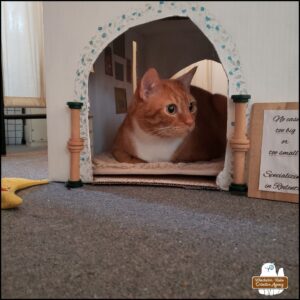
[{"x1": 1, "y1": 146, "x2": 299, "y2": 299}]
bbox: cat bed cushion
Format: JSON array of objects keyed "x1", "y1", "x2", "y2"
[
  {"x1": 92, "y1": 152, "x2": 224, "y2": 176},
  {"x1": 93, "y1": 174, "x2": 219, "y2": 190}
]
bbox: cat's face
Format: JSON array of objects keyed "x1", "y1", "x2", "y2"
[{"x1": 134, "y1": 68, "x2": 197, "y2": 138}]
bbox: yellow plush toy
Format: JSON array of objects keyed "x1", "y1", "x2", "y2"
[{"x1": 1, "y1": 178, "x2": 49, "y2": 209}]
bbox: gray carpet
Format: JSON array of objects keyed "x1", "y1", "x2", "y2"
[{"x1": 1, "y1": 147, "x2": 299, "y2": 299}]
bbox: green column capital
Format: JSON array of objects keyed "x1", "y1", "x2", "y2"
[
  {"x1": 231, "y1": 95, "x2": 251, "y2": 103},
  {"x1": 67, "y1": 102, "x2": 83, "y2": 109}
]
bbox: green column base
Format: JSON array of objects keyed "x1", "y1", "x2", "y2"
[
  {"x1": 229, "y1": 183, "x2": 248, "y2": 194},
  {"x1": 65, "y1": 180, "x2": 83, "y2": 188}
]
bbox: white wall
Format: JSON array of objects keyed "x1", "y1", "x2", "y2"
[
  {"x1": 43, "y1": 1, "x2": 298, "y2": 181},
  {"x1": 204, "y1": 1, "x2": 299, "y2": 102}
]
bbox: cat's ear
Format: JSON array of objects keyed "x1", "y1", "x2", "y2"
[
  {"x1": 139, "y1": 68, "x2": 160, "y2": 100},
  {"x1": 176, "y1": 66, "x2": 197, "y2": 91}
]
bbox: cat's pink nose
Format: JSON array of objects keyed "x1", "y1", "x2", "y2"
[{"x1": 184, "y1": 117, "x2": 194, "y2": 126}]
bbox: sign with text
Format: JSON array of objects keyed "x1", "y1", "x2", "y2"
[{"x1": 259, "y1": 110, "x2": 299, "y2": 194}]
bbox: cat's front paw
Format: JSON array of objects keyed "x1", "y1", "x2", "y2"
[{"x1": 112, "y1": 149, "x2": 145, "y2": 164}]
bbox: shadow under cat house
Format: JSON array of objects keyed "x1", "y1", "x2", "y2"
[{"x1": 67, "y1": 6, "x2": 250, "y2": 192}]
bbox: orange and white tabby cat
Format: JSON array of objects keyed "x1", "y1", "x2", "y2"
[{"x1": 112, "y1": 67, "x2": 227, "y2": 163}]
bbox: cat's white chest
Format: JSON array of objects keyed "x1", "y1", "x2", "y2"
[{"x1": 131, "y1": 120, "x2": 183, "y2": 162}]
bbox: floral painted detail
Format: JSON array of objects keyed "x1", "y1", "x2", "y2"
[{"x1": 73, "y1": 1, "x2": 249, "y2": 189}]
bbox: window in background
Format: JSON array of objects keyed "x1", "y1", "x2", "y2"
[
  {"x1": 1, "y1": 1, "x2": 47, "y2": 146},
  {"x1": 1, "y1": 1, "x2": 45, "y2": 107}
]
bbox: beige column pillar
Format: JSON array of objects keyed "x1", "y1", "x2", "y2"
[
  {"x1": 66, "y1": 102, "x2": 84, "y2": 188},
  {"x1": 132, "y1": 40, "x2": 137, "y2": 94},
  {"x1": 229, "y1": 95, "x2": 251, "y2": 193}
]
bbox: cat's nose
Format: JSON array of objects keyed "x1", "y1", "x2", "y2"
[{"x1": 184, "y1": 117, "x2": 194, "y2": 126}]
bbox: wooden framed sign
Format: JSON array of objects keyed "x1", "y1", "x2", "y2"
[{"x1": 248, "y1": 102, "x2": 299, "y2": 203}]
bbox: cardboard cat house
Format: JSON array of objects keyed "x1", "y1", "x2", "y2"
[{"x1": 43, "y1": 2, "x2": 297, "y2": 191}]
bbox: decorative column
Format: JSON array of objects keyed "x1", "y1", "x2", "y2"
[
  {"x1": 132, "y1": 40, "x2": 137, "y2": 94},
  {"x1": 229, "y1": 95, "x2": 251, "y2": 193},
  {"x1": 66, "y1": 102, "x2": 84, "y2": 188}
]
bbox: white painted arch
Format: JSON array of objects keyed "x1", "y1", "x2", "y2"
[{"x1": 73, "y1": 1, "x2": 249, "y2": 190}]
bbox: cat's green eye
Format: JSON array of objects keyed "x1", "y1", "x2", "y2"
[
  {"x1": 166, "y1": 104, "x2": 177, "y2": 114},
  {"x1": 189, "y1": 101, "x2": 196, "y2": 113}
]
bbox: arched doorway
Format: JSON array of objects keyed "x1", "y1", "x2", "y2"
[{"x1": 73, "y1": 1, "x2": 248, "y2": 190}]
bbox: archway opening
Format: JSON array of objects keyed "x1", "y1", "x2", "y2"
[{"x1": 87, "y1": 16, "x2": 229, "y2": 188}]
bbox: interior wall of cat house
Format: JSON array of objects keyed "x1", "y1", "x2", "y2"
[
  {"x1": 89, "y1": 18, "x2": 221, "y2": 157},
  {"x1": 88, "y1": 29, "x2": 145, "y2": 156}
]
